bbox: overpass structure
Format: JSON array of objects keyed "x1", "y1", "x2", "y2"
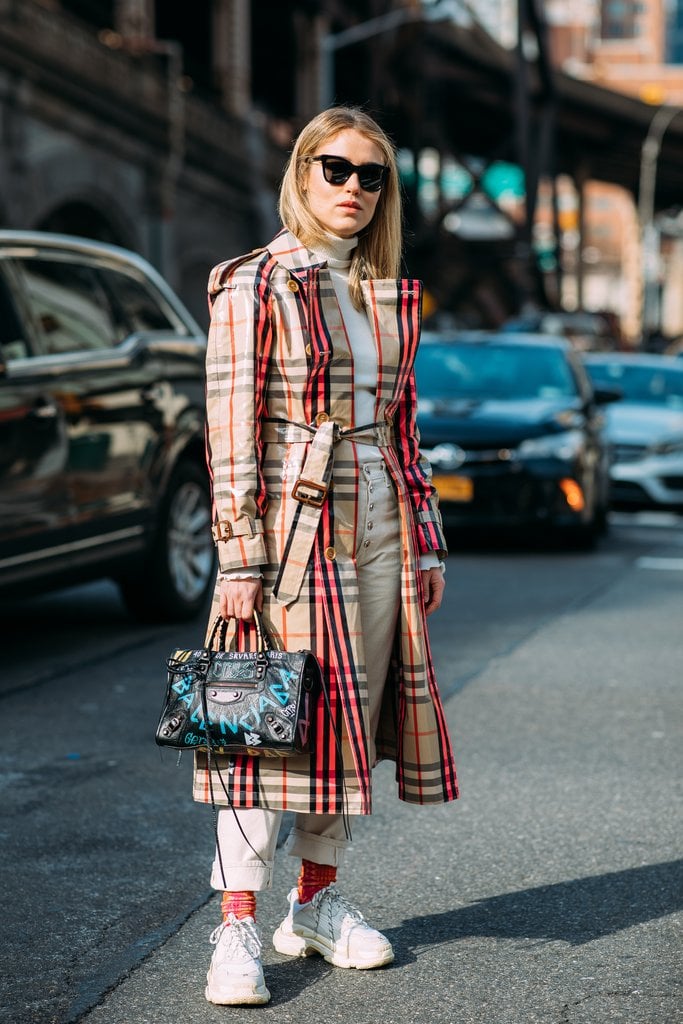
[
  {"x1": 344, "y1": 10, "x2": 683, "y2": 336},
  {"x1": 1, "y1": 0, "x2": 680, "y2": 337},
  {"x1": 391, "y1": 18, "x2": 683, "y2": 209}
]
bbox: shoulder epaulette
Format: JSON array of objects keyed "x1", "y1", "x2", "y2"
[{"x1": 208, "y1": 247, "x2": 268, "y2": 295}]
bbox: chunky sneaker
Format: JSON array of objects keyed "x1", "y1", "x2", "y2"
[
  {"x1": 272, "y1": 885, "x2": 394, "y2": 969},
  {"x1": 205, "y1": 914, "x2": 271, "y2": 1005}
]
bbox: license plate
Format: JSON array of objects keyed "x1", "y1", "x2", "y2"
[{"x1": 434, "y1": 474, "x2": 474, "y2": 502}]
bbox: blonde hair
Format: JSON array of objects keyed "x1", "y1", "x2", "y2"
[{"x1": 278, "y1": 107, "x2": 403, "y2": 310}]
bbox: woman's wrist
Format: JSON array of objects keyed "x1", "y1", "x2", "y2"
[
  {"x1": 218, "y1": 569, "x2": 263, "y2": 581},
  {"x1": 419, "y1": 552, "x2": 445, "y2": 574}
]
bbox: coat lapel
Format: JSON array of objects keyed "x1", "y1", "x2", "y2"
[
  {"x1": 268, "y1": 228, "x2": 355, "y2": 426},
  {"x1": 266, "y1": 227, "x2": 324, "y2": 276},
  {"x1": 362, "y1": 278, "x2": 422, "y2": 417}
]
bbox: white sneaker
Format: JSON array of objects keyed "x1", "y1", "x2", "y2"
[
  {"x1": 205, "y1": 914, "x2": 271, "y2": 1005},
  {"x1": 272, "y1": 885, "x2": 394, "y2": 969}
]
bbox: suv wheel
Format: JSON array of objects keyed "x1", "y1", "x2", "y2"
[{"x1": 118, "y1": 460, "x2": 215, "y2": 621}]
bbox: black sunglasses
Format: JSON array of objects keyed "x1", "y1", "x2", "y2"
[{"x1": 308, "y1": 155, "x2": 389, "y2": 193}]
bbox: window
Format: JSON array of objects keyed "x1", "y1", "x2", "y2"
[
  {"x1": 58, "y1": 1, "x2": 116, "y2": 31},
  {"x1": 98, "y1": 267, "x2": 176, "y2": 334},
  {"x1": 19, "y1": 258, "x2": 119, "y2": 355},
  {"x1": 601, "y1": 0, "x2": 638, "y2": 38},
  {"x1": 0, "y1": 265, "x2": 30, "y2": 360},
  {"x1": 415, "y1": 344, "x2": 576, "y2": 401},
  {"x1": 587, "y1": 363, "x2": 683, "y2": 407}
]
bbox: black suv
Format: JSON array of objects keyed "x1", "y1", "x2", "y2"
[
  {"x1": 0, "y1": 231, "x2": 214, "y2": 620},
  {"x1": 415, "y1": 331, "x2": 620, "y2": 545}
]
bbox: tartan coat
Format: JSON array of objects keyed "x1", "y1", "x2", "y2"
[{"x1": 193, "y1": 227, "x2": 458, "y2": 815}]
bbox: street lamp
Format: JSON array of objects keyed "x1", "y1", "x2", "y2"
[
  {"x1": 637, "y1": 104, "x2": 682, "y2": 343},
  {"x1": 319, "y1": 1, "x2": 463, "y2": 109}
]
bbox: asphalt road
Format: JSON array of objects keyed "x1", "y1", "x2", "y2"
[{"x1": 1, "y1": 513, "x2": 681, "y2": 1024}]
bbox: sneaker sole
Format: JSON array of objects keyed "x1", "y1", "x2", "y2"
[
  {"x1": 204, "y1": 983, "x2": 271, "y2": 1006},
  {"x1": 272, "y1": 924, "x2": 394, "y2": 970}
]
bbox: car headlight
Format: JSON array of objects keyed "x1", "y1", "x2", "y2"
[
  {"x1": 421, "y1": 442, "x2": 468, "y2": 470},
  {"x1": 517, "y1": 430, "x2": 584, "y2": 460},
  {"x1": 650, "y1": 438, "x2": 683, "y2": 456}
]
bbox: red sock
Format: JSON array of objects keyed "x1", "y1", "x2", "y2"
[
  {"x1": 297, "y1": 859, "x2": 337, "y2": 904},
  {"x1": 221, "y1": 890, "x2": 256, "y2": 922}
]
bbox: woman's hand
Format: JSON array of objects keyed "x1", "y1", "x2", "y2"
[
  {"x1": 421, "y1": 567, "x2": 445, "y2": 616},
  {"x1": 219, "y1": 579, "x2": 263, "y2": 621}
]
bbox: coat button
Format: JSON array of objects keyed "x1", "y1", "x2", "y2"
[
  {"x1": 305, "y1": 343, "x2": 312, "y2": 355},
  {"x1": 324, "y1": 546, "x2": 336, "y2": 560},
  {"x1": 316, "y1": 412, "x2": 330, "y2": 425},
  {"x1": 287, "y1": 279, "x2": 299, "y2": 292}
]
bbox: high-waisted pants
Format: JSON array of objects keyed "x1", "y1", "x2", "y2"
[{"x1": 210, "y1": 457, "x2": 401, "y2": 892}]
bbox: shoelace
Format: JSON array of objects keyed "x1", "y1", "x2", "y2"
[
  {"x1": 209, "y1": 915, "x2": 263, "y2": 959},
  {"x1": 311, "y1": 885, "x2": 365, "y2": 925}
]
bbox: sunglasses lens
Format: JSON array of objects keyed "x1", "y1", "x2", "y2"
[
  {"x1": 322, "y1": 159, "x2": 353, "y2": 185},
  {"x1": 358, "y1": 166, "x2": 385, "y2": 192}
]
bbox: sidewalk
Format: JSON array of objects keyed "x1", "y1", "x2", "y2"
[{"x1": 78, "y1": 562, "x2": 683, "y2": 1024}]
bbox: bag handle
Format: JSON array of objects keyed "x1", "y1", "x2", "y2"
[{"x1": 207, "y1": 609, "x2": 275, "y2": 654}]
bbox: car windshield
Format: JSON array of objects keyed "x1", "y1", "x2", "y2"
[
  {"x1": 586, "y1": 361, "x2": 683, "y2": 409},
  {"x1": 415, "y1": 342, "x2": 577, "y2": 400}
]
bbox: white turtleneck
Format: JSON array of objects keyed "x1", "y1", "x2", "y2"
[{"x1": 311, "y1": 233, "x2": 378, "y2": 438}]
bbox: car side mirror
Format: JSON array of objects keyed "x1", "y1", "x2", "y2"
[{"x1": 592, "y1": 385, "x2": 622, "y2": 404}]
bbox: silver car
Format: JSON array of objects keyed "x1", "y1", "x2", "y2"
[{"x1": 583, "y1": 353, "x2": 683, "y2": 513}]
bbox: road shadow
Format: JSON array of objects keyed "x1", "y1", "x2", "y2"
[
  {"x1": 0, "y1": 580, "x2": 213, "y2": 696},
  {"x1": 264, "y1": 954, "x2": 336, "y2": 1007},
  {"x1": 383, "y1": 859, "x2": 683, "y2": 960},
  {"x1": 216, "y1": 859, "x2": 683, "y2": 1007}
]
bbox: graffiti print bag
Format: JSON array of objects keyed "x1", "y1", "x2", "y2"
[{"x1": 155, "y1": 610, "x2": 321, "y2": 757}]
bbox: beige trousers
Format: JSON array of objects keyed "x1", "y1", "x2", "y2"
[{"x1": 210, "y1": 457, "x2": 401, "y2": 891}]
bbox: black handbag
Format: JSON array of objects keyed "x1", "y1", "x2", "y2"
[{"x1": 155, "y1": 610, "x2": 322, "y2": 757}]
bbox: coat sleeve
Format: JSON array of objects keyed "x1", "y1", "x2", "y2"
[
  {"x1": 205, "y1": 259, "x2": 273, "y2": 572},
  {"x1": 393, "y1": 365, "x2": 448, "y2": 559}
]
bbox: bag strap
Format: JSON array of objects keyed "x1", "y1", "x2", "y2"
[
  {"x1": 208, "y1": 609, "x2": 277, "y2": 654},
  {"x1": 199, "y1": 682, "x2": 267, "y2": 880}
]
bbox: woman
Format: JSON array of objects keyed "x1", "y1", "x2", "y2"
[{"x1": 199, "y1": 106, "x2": 458, "y2": 1006}]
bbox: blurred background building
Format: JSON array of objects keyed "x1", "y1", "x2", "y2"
[
  {"x1": 544, "y1": 0, "x2": 683, "y2": 347},
  {"x1": 0, "y1": 0, "x2": 682, "y2": 343}
]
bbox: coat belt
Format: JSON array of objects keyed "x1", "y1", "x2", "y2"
[{"x1": 263, "y1": 417, "x2": 393, "y2": 605}]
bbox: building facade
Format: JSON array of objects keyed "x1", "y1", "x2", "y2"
[
  {"x1": 1, "y1": 0, "x2": 679, "y2": 339},
  {"x1": 0, "y1": 0, "x2": 337, "y2": 326},
  {"x1": 542, "y1": 0, "x2": 683, "y2": 343}
]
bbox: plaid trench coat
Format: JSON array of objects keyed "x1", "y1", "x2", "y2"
[{"x1": 193, "y1": 228, "x2": 458, "y2": 815}]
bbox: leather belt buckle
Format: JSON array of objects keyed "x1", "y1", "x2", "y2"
[
  {"x1": 292, "y1": 478, "x2": 328, "y2": 508},
  {"x1": 211, "y1": 521, "x2": 233, "y2": 541}
]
